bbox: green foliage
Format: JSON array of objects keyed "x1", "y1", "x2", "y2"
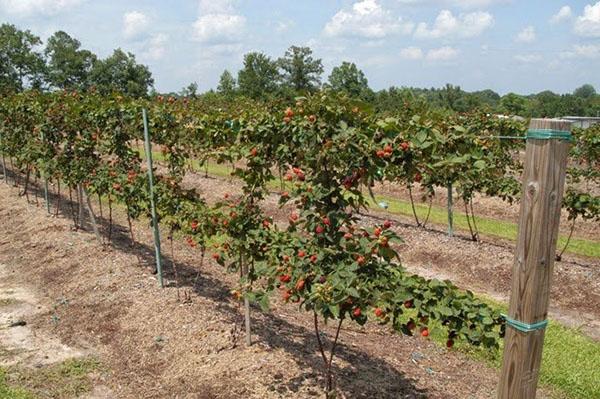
[
  {"x1": 89, "y1": 49, "x2": 153, "y2": 97},
  {"x1": 327, "y1": 61, "x2": 371, "y2": 99},
  {"x1": 277, "y1": 46, "x2": 324, "y2": 92},
  {"x1": 0, "y1": 23, "x2": 45, "y2": 93},
  {"x1": 217, "y1": 70, "x2": 236, "y2": 97},
  {"x1": 237, "y1": 52, "x2": 280, "y2": 99},
  {"x1": 44, "y1": 30, "x2": 96, "y2": 91}
]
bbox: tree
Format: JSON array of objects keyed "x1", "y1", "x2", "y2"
[
  {"x1": 500, "y1": 93, "x2": 527, "y2": 116},
  {"x1": 0, "y1": 23, "x2": 45, "y2": 92},
  {"x1": 278, "y1": 46, "x2": 323, "y2": 92},
  {"x1": 217, "y1": 70, "x2": 236, "y2": 96},
  {"x1": 89, "y1": 49, "x2": 153, "y2": 97},
  {"x1": 438, "y1": 83, "x2": 464, "y2": 111},
  {"x1": 44, "y1": 30, "x2": 96, "y2": 91},
  {"x1": 573, "y1": 84, "x2": 596, "y2": 99},
  {"x1": 237, "y1": 52, "x2": 280, "y2": 98},
  {"x1": 327, "y1": 62, "x2": 370, "y2": 98},
  {"x1": 180, "y1": 82, "x2": 198, "y2": 98}
]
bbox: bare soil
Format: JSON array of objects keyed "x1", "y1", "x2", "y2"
[{"x1": 0, "y1": 173, "x2": 567, "y2": 398}]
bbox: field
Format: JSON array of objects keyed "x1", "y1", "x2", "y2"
[{"x1": 0, "y1": 92, "x2": 599, "y2": 398}]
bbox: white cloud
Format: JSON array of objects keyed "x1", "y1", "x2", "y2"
[
  {"x1": 574, "y1": 1, "x2": 600, "y2": 37},
  {"x1": 143, "y1": 33, "x2": 168, "y2": 60},
  {"x1": 324, "y1": 0, "x2": 414, "y2": 39},
  {"x1": 123, "y1": 11, "x2": 150, "y2": 39},
  {"x1": 192, "y1": 0, "x2": 246, "y2": 43},
  {"x1": 0, "y1": 0, "x2": 82, "y2": 16},
  {"x1": 514, "y1": 54, "x2": 542, "y2": 63},
  {"x1": 515, "y1": 26, "x2": 535, "y2": 43},
  {"x1": 193, "y1": 14, "x2": 246, "y2": 43},
  {"x1": 426, "y1": 46, "x2": 458, "y2": 61},
  {"x1": 560, "y1": 44, "x2": 600, "y2": 59},
  {"x1": 414, "y1": 10, "x2": 494, "y2": 39},
  {"x1": 550, "y1": 5, "x2": 572, "y2": 24},
  {"x1": 397, "y1": 0, "x2": 507, "y2": 9},
  {"x1": 399, "y1": 46, "x2": 424, "y2": 60}
]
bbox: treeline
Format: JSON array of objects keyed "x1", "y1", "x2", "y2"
[{"x1": 2, "y1": 23, "x2": 599, "y2": 118}]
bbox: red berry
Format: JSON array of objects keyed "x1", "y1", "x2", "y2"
[
  {"x1": 284, "y1": 107, "x2": 294, "y2": 118},
  {"x1": 356, "y1": 255, "x2": 366, "y2": 266},
  {"x1": 374, "y1": 308, "x2": 384, "y2": 317},
  {"x1": 446, "y1": 339, "x2": 454, "y2": 348},
  {"x1": 279, "y1": 274, "x2": 291, "y2": 283},
  {"x1": 282, "y1": 290, "x2": 292, "y2": 302},
  {"x1": 376, "y1": 150, "x2": 386, "y2": 158},
  {"x1": 212, "y1": 253, "x2": 220, "y2": 261},
  {"x1": 353, "y1": 307, "x2": 362, "y2": 317},
  {"x1": 383, "y1": 220, "x2": 392, "y2": 229},
  {"x1": 343, "y1": 232, "x2": 353, "y2": 239},
  {"x1": 191, "y1": 220, "x2": 199, "y2": 230},
  {"x1": 374, "y1": 227, "x2": 382, "y2": 237},
  {"x1": 322, "y1": 217, "x2": 331, "y2": 226},
  {"x1": 414, "y1": 172, "x2": 422, "y2": 183},
  {"x1": 315, "y1": 225, "x2": 324, "y2": 234},
  {"x1": 383, "y1": 144, "x2": 392, "y2": 153},
  {"x1": 310, "y1": 254, "x2": 318, "y2": 263},
  {"x1": 407, "y1": 320, "x2": 416, "y2": 331},
  {"x1": 404, "y1": 300, "x2": 413, "y2": 308},
  {"x1": 308, "y1": 115, "x2": 316, "y2": 123},
  {"x1": 421, "y1": 328, "x2": 429, "y2": 337},
  {"x1": 295, "y1": 279, "x2": 305, "y2": 291},
  {"x1": 262, "y1": 219, "x2": 271, "y2": 228},
  {"x1": 401, "y1": 142, "x2": 410, "y2": 151},
  {"x1": 298, "y1": 250, "x2": 306, "y2": 258},
  {"x1": 249, "y1": 147, "x2": 258, "y2": 157}
]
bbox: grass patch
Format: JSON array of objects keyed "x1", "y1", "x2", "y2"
[
  {"x1": 1, "y1": 357, "x2": 101, "y2": 399},
  {"x1": 423, "y1": 297, "x2": 600, "y2": 399}
]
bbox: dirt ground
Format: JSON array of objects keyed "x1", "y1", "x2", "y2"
[{"x1": 0, "y1": 171, "x2": 577, "y2": 398}]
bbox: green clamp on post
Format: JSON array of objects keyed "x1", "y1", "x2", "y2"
[
  {"x1": 501, "y1": 314, "x2": 548, "y2": 333},
  {"x1": 526, "y1": 129, "x2": 574, "y2": 142}
]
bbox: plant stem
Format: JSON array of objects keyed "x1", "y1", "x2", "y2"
[
  {"x1": 557, "y1": 218, "x2": 576, "y2": 261},
  {"x1": 407, "y1": 184, "x2": 421, "y2": 226},
  {"x1": 469, "y1": 198, "x2": 480, "y2": 242}
]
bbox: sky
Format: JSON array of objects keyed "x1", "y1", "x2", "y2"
[{"x1": 1, "y1": 0, "x2": 600, "y2": 95}]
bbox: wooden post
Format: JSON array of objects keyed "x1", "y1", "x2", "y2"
[
  {"x1": 142, "y1": 109, "x2": 164, "y2": 288},
  {"x1": 498, "y1": 119, "x2": 572, "y2": 399}
]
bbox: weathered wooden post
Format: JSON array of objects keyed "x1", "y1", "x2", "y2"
[{"x1": 498, "y1": 119, "x2": 572, "y2": 399}]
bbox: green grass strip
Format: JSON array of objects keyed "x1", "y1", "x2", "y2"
[{"x1": 425, "y1": 297, "x2": 600, "y2": 399}]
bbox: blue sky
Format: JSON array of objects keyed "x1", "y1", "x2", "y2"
[{"x1": 1, "y1": 0, "x2": 600, "y2": 95}]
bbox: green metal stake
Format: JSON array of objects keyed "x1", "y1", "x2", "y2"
[
  {"x1": 447, "y1": 182, "x2": 453, "y2": 236},
  {"x1": 142, "y1": 108, "x2": 164, "y2": 288},
  {"x1": 40, "y1": 131, "x2": 50, "y2": 213}
]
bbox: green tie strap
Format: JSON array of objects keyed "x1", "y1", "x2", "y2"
[
  {"x1": 501, "y1": 314, "x2": 548, "y2": 333},
  {"x1": 526, "y1": 129, "x2": 573, "y2": 142}
]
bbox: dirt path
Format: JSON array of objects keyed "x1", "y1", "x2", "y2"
[{"x1": 0, "y1": 177, "x2": 566, "y2": 398}]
